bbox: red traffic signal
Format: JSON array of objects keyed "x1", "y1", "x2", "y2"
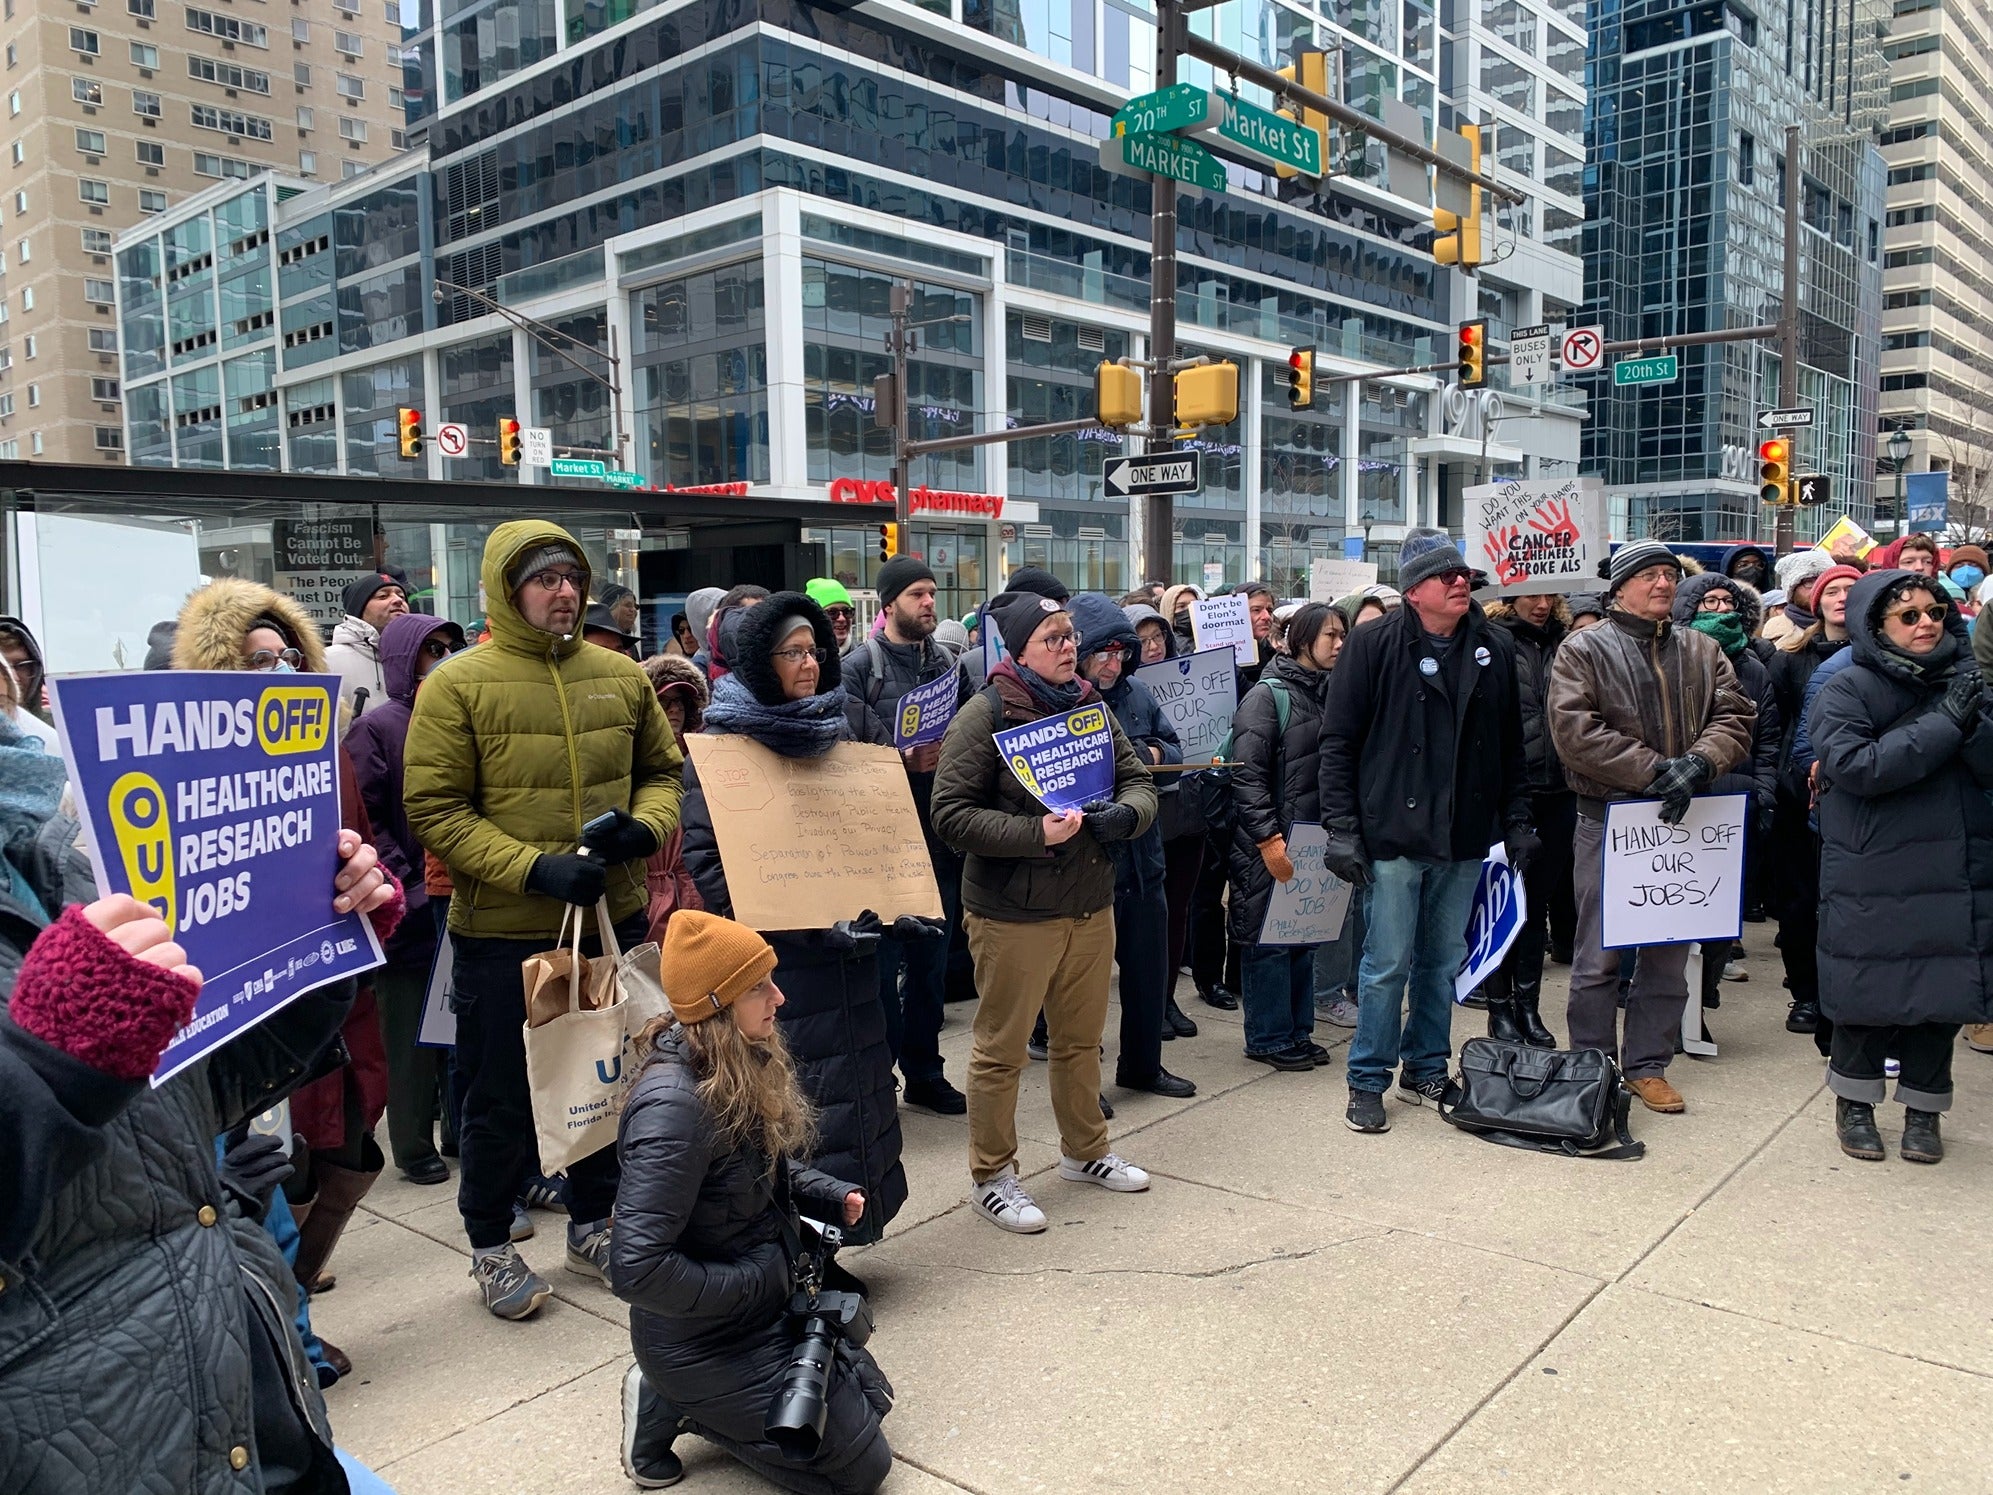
[{"x1": 1757, "y1": 438, "x2": 1791, "y2": 505}]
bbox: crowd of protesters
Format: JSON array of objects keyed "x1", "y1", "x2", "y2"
[{"x1": 2, "y1": 515, "x2": 1991, "y2": 1495}]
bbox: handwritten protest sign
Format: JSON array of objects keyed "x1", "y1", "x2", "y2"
[
  {"x1": 1258, "y1": 824, "x2": 1354, "y2": 946},
  {"x1": 1454, "y1": 844, "x2": 1527, "y2": 1002},
  {"x1": 1600, "y1": 794, "x2": 1747, "y2": 949},
  {"x1": 993, "y1": 703, "x2": 1116, "y2": 814},
  {"x1": 686, "y1": 736, "x2": 941, "y2": 930},
  {"x1": 891, "y1": 669, "x2": 960, "y2": 750},
  {"x1": 1464, "y1": 476, "x2": 1606, "y2": 594},
  {"x1": 1133, "y1": 647, "x2": 1237, "y2": 766},
  {"x1": 1308, "y1": 558, "x2": 1379, "y2": 603},
  {"x1": 1191, "y1": 593, "x2": 1256, "y2": 668},
  {"x1": 50, "y1": 671, "x2": 385, "y2": 1084}
]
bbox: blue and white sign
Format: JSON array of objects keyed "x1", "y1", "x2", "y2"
[
  {"x1": 891, "y1": 669, "x2": 961, "y2": 750},
  {"x1": 50, "y1": 671, "x2": 386, "y2": 1084},
  {"x1": 1454, "y1": 844, "x2": 1527, "y2": 1003},
  {"x1": 1906, "y1": 471, "x2": 1949, "y2": 534},
  {"x1": 993, "y1": 703, "x2": 1116, "y2": 814}
]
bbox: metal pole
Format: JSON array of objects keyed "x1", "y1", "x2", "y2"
[
  {"x1": 890, "y1": 281, "x2": 913, "y2": 538},
  {"x1": 607, "y1": 321, "x2": 626, "y2": 465},
  {"x1": 1777, "y1": 124, "x2": 1802, "y2": 556},
  {"x1": 1143, "y1": 0, "x2": 1181, "y2": 585}
]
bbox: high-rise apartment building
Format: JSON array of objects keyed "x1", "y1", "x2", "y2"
[
  {"x1": 0, "y1": 0, "x2": 409, "y2": 463},
  {"x1": 1878, "y1": 0, "x2": 1993, "y2": 523}
]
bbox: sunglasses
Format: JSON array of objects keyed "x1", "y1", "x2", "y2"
[
  {"x1": 1890, "y1": 605, "x2": 1948, "y2": 627},
  {"x1": 825, "y1": 606, "x2": 855, "y2": 621},
  {"x1": 419, "y1": 638, "x2": 459, "y2": 659}
]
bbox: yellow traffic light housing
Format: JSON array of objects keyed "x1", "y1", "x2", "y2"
[
  {"x1": 1287, "y1": 347, "x2": 1315, "y2": 410},
  {"x1": 1173, "y1": 362, "x2": 1240, "y2": 427},
  {"x1": 1758, "y1": 437, "x2": 1792, "y2": 506},
  {"x1": 1274, "y1": 51, "x2": 1329, "y2": 180},
  {"x1": 396, "y1": 406, "x2": 422, "y2": 459},
  {"x1": 878, "y1": 523, "x2": 901, "y2": 562},
  {"x1": 498, "y1": 416, "x2": 522, "y2": 465},
  {"x1": 1433, "y1": 124, "x2": 1485, "y2": 269},
  {"x1": 1457, "y1": 321, "x2": 1487, "y2": 389},
  {"x1": 1095, "y1": 361, "x2": 1143, "y2": 429}
]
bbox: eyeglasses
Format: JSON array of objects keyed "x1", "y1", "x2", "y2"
[
  {"x1": 824, "y1": 606, "x2": 855, "y2": 621},
  {"x1": 1697, "y1": 595, "x2": 1736, "y2": 612},
  {"x1": 1890, "y1": 605, "x2": 1949, "y2": 627},
  {"x1": 772, "y1": 645, "x2": 829, "y2": 665},
  {"x1": 526, "y1": 568, "x2": 585, "y2": 592},
  {"x1": 246, "y1": 648, "x2": 304, "y2": 671},
  {"x1": 1038, "y1": 629, "x2": 1082, "y2": 651},
  {"x1": 419, "y1": 638, "x2": 458, "y2": 659}
]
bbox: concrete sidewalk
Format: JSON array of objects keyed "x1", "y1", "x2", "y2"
[{"x1": 319, "y1": 925, "x2": 1993, "y2": 1493}]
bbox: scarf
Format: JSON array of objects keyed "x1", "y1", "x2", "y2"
[
  {"x1": 702, "y1": 672, "x2": 849, "y2": 758},
  {"x1": 0, "y1": 716, "x2": 67, "y2": 917},
  {"x1": 1873, "y1": 627, "x2": 1961, "y2": 687},
  {"x1": 1688, "y1": 611, "x2": 1750, "y2": 659},
  {"x1": 1000, "y1": 657, "x2": 1085, "y2": 712},
  {"x1": 1782, "y1": 600, "x2": 1816, "y2": 632}
]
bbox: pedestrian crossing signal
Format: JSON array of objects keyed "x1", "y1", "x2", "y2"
[
  {"x1": 1095, "y1": 362, "x2": 1142, "y2": 429},
  {"x1": 396, "y1": 407, "x2": 422, "y2": 459},
  {"x1": 878, "y1": 523, "x2": 901, "y2": 562},
  {"x1": 498, "y1": 417, "x2": 522, "y2": 465}
]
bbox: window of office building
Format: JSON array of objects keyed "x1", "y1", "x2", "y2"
[
  {"x1": 531, "y1": 308, "x2": 617, "y2": 479},
  {"x1": 1260, "y1": 360, "x2": 1349, "y2": 595},
  {"x1": 284, "y1": 375, "x2": 339, "y2": 471},
  {"x1": 343, "y1": 357, "x2": 424, "y2": 476},
  {"x1": 443, "y1": 0, "x2": 560, "y2": 103},
  {"x1": 632, "y1": 259, "x2": 769, "y2": 488},
  {"x1": 127, "y1": 379, "x2": 172, "y2": 464},
  {"x1": 120, "y1": 238, "x2": 166, "y2": 379},
  {"x1": 171, "y1": 366, "x2": 224, "y2": 467},
  {"x1": 1356, "y1": 384, "x2": 1422, "y2": 528},
  {"x1": 439, "y1": 332, "x2": 514, "y2": 483},
  {"x1": 1006, "y1": 311, "x2": 1130, "y2": 510}
]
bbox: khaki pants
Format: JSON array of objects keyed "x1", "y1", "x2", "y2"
[{"x1": 965, "y1": 911, "x2": 1114, "y2": 1183}]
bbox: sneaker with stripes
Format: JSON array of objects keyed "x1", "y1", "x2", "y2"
[
  {"x1": 970, "y1": 1169, "x2": 1048, "y2": 1234},
  {"x1": 1057, "y1": 1152, "x2": 1150, "y2": 1193}
]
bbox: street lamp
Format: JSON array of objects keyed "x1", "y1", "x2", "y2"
[
  {"x1": 432, "y1": 277, "x2": 627, "y2": 464},
  {"x1": 1889, "y1": 428, "x2": 1912, "y2": 536}
]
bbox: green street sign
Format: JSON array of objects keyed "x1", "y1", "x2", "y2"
[
  {"x1": 604, "y1": 470, "x2": 645, "y2": 489},
  {"x1": 549, "y1": 456, "x2": 608, "y2": 477},
  {"x1": 1100, "y1": 131, "x2": 1228, "y2": 194},
  {"x1": 1613, "y1": 354, "x2": 1680, "y2": 387},
  {"x1": 1217, "y1": 94, "x2": 1323, "y2": 177},
  {"x1": 1112, "y1": 83, "x2": 1220, "y2": 141}
]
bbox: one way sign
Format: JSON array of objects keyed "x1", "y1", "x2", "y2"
[{"x1": 1105, "y1": 452, "x2": 1201, "y2": 499}]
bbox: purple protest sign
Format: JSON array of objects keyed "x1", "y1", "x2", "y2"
[
  {"x1": 50, "y1": 671, "x2": 385, "y2": 1084},
  {"x1": 891, "y1": 669, "x2": 960, "y2": 749},
  {"x1": 993, "y1": 703, "x2": 1116, "y2": 814}
]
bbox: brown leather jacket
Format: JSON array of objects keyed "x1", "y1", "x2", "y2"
[{"x1": 1546, "y1": 607, "x2": 1755, "y2": 809}]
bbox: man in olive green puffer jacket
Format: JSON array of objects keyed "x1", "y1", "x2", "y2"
[{"x1": 405, "y1": 520, "x2": 683, "y2": 1319}]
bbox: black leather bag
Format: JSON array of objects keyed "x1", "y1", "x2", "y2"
[{"x1": 1438, "y1": 1038, "x2": 1645, "y2": 1160}]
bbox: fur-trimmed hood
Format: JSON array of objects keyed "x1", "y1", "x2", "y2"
[
  {"x1": 1483, "y1": 595, "x2": 1573, "y2": 628},
  {"x1": 643, "y1": 651, "x2": 710, "y2": 732},
  {"x1": 171, "y1": 577, "x2": 327, "y2": 672}
]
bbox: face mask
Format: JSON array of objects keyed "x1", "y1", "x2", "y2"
[
  {"x1": 267, "y1": 660, "x2": 296, "y2": 673},
  {"x1": 1952, "y1": 565, "x2": 1984, "y2": 590}
]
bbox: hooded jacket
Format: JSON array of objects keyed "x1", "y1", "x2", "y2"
[
  {"x1": 1227, "y1": 653, "x2": 1330, "y2": 941},
  {"x1": 403, "y1": 521, "x2": 685, "y2": 940},
  {"x1": 1719, "y1": 543, "x2": 1774, "y2": 591},
  {"x1": 1157, "y1": 584, "x2": 1204, "y2": 648},
  {"x1": 1484, "y1": 597, "x2": 1570, "y2": 793},
  {"x1": 324, "y1": 615, "x2": 387, "y2": 722},
  {"x1": 1811, "y1": 571, "x2": 1993, "y2": 1026},
  {"x1": 641, "y1": 655, "x2": 707, "y2": 944},
  {"x1": 0, "y1": 615, "x2": 47, "y2": 724},
  {"x1": 1123, "y1": 602, "x2": 1177, "y2": 661},
  {"x1": 172, "y1": 577, "x2": 327, "y2": 674},
  {"x1": 1670, "y1": 575, "x2": 1781, "y2": 821},
  {"x1": 1072, "y1": 593, "x2": 1179, "y2": 899}
]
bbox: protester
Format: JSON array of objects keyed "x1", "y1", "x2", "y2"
[
  {"x1": 1126, "y1": 602, "x2": 1174, "y2": 666},
  {"x1": 347, "y1": 611, "x2": 468, "y2": 1187},
  {"x1": 1321, "y1": 531, "x2": 1531, "y2": 1133},
  {"x1": 1945, "y1": 544, "x2": 1986, "y2": 612},
  {"x1": 0, "y1": 617, "x2": 50, "y2": 739},
  {"x1": 1123, "y1": 600, "x2": 1205, "y2": 1039},
  {"x1": 1482, "y1": 589, "x2": 1576, "y2": 1044},
  {"x1": 706, "y1": 584, "x2": 772, "y2": 683},
  {"x1": 612, "y1": 910, "x2": 892, "y2": 1494},
  {"x1": 680, "y1": 591, "x2": 910, "y2": 1244},
  {"x1": 665, "y1": 612, "x2": 699, "y2": 658},
  {"x1": 326, "y1": 572, "x2": 411, "y2": 720},
  {"x1": 1721, "y1": 543, "x2": 1773, "y2": 593},
  {"x1": 1811, "y1": 570, "x2": 1993, "y2": 1165},
  {"x1": 1547, "y1": 540, "x2": 1754, "y2": 1114},
  {"x1": 807, "y1": 577, "x2": 859, "y2": 652},
  {"x1": 598, "y1": 582, "x2": 642, "y2": 642},
  {"x1": 1334, "y1": 585, "x2": 1402, "y2": 630},
  {"x1": 1240, "y1": 581, "x2": 1277, "y2": 686},
  {"x1": 1567, "y1": 593, "x2": 1605, "y2": 631},
  {"x1": 1230, "y1": 602, "x2": 1344, "y2": 1070},
  {"x1": 1896, "y1": 533, "x2": 1941, "y2": 579},
  {"x1": 583, "y1": 601, "x2": 642, "y2": 659},
  {"x1": 1762, "y1": 549, "x2": 1833, "y2": 645},
  {"x1": 934, "y1": 617, "x2": 970, "y2": 656},
  {"x1": 931, "y1": 589, "x2": 1158, "y2": 1233},
  {"x1": 1158, "y1": 582, "x2": 1204, "y2": 652},
  {"x1": 405, "y1": 522, "x2": 685, "y2": 1320},
  {"x1": 640, "y1": 654, "x2": 708, "y2": 946},
  {"x1": 684, "y1": 587, "x2": 726, "y2": 670}
]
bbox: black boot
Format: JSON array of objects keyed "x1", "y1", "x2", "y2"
[
  {"x1": 1786, "y1": 1000, "x2": 1821, "y2": 1034},
  {"x1": 1901, "y1": 1109, "x2": 1944, "y2": 1164},
  {"x1": 1835, "y1": 1098, "x2": 1884, "y2": 1161},
  {"x1": 621, "y1": 1365, "x2": 686, "y2": 1488},
  {"x1": 1486, "y1": 998, "x2": 1525, "y2": 1043},
  {"x1": 1163, "y1": 996, "x2": 1199, "y2": 1039},
  {"x1": 1513, "y1": 994, "x2": 1557, "y2": 1048}
]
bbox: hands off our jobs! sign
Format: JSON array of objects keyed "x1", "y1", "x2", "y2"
[
  {"x1": 1132, "y1": 647, "x2": 1237, "y2": 766},
  {"x1": 1599, "y1": 794, "x2": 1748, "y2": 949}
]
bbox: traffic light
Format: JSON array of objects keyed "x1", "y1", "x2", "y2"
[
  {"x1": 1287, "y1": 347, "x2": 1315, "y2": 410},
  {"x1": 878, "y1": 523, "x2": 901, "y2": 562},
  {"x1": 1758, "y1": 437, "x2": 1792, "y2": 506},
  {"x1": 1095, "y1": 361, "x2": 1143, "y2": 429},
  {"x1": 396, "y1": 406, "x2": 422, "y2": 459},
  {"x1": 497, "y1": 416, "x2": 522, "y2": 465},
  {"x1": 1274, "y1": 51, "x2": 1329, "y2": 180},
  {"x1": 1173, "y1": 361, "x2": 1239, "y2": 427},
  {"x1": 1457, "y1": 320, "x2": 1487, "y2": 389},
  {"x1": 1433, "y1": 124, "x2": 1485, "y2": 269}
]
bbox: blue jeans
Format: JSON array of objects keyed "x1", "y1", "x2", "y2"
[
  {"x1": 1347, "y1": 856, "x2": 1482, "y2": 1093},
  {"x1": 1241, "y1": 944, "x2": 1316, "y2": 1056},
  {"x1": 1311, "y1": 895, "x2": 1362, "y2": 1003}
]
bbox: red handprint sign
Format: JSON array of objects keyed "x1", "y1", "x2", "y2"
[
  {"x1": 1528, "y1": 497, "x2": 1577, "y2": 547},
  {"x1": 1482, "y1": 524, "x2": 1527, "y2": 586}
]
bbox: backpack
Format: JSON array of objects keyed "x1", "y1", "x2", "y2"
[
  {"x1": 1194, "y1": 678, "x2": 1290, "y2": 836},
  {"x1": 863, "y1": 634, "x2": 962, "y2": 711}
]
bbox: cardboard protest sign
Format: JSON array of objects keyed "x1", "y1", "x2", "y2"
[
  {"x1": 1191, "y1": 593, "x2": 1256, "y2": 667},
  {"x1": 1132, "y1": 647, "x2": 1237, "y2": 766},
  {"x1": 1308, "y1": 558, "x2": 1379, "y2": 603},
  {"x1": 1599, "y1": 794, "x2": 1748, "y2": 949},
  {"x1": 49, "y1": 671, "x2": 385, "y2": 1084},
  {"x1": 1257, "y1": 823, "x2": 1354, "y2": 946},
  {"x1": 686, "y1": 736, "x2": 941, "y2": 930},
  {"x1": 1465, "y1": 476, "x2": 1606, "y2": 594},
  {"x1": 1454, "y1": 844, "x2": 1527, "y2": 1002},
  {"x1": 993, "y1": 702, "x2": 1116, "y2": 814},
  {"x1": 891, "y1": 669, "x2": 960, "y2": 750}
]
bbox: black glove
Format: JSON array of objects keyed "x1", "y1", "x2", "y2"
[
  {"x1": 890, "y1": 915, "x2": 947, "y2": 942},
  {"x1": 826, "y1": 909, "x2": 884, "y2": 953},
  {"x1": 578, "y1": 808, "x2": 659, "y2": 864},
  {"x1": 1323, "y1": 827, "x2": 1372, "y2": 889},
  {"x1": 1645, "y1": 752, "x2": 1713, "y2": 826},
  {"x1": 1936, "y1": 667, "x2": 1984, "y2": 729},
  {"x1": 1503, "y1": 825, "x2": 1541, "y2": 877},
  {"x1": 218, "y1": 1131, "x2": 294, "y2": 1224},
  {"x1": 1079, "y1": 799, "x2": 1141, "y2": 843},
  {"x1": 526, "y1": 853, "x2": 608, "y2": 907}
]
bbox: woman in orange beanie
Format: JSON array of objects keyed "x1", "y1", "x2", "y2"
[{"x1": 609, "y1": 910, "x2": 893, "y2": 1494}]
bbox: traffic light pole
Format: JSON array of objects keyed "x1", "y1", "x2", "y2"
[
  {"x1": 1141, "y1": 0, "x2": 1183, "y2": 586},
  {"x1": 1775, "y1": 123, "x2": 1802, "y2": 557},
  {"x1": 888, "y1": 282, "x2": 914, "y2": 540}
]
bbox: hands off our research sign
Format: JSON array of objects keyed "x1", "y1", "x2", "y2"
[{"x1": 50, "y1": 671, "x2": 385, "y2": 1084}]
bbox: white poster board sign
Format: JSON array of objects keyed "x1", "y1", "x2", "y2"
[
  {"x1": 1600, "y1": 794, "x2": 1748, "y2": 949},
  {"x1": 1132, "y1": 647, "x2": 1238, "y2": 766},
  {"x1": 1308, "y1": 558, "x2": 1379, "y2": 602},
  {"x1": 1190, "y1": 593, "x2": 1256, "y2": 668},
  {"x1": 1464, "y1": 476, "x2": 1607, "y2": 596},
  {"x1": 1257, "y1": 823, "x2": 1355, "y2": 947},
  {"x1": 417, "y1": 929, "x2": 457, "y2": 1049}
]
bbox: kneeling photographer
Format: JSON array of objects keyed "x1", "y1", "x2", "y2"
[{"x1": 610, "y1": 910, "x2": 894, "y2": 1493}]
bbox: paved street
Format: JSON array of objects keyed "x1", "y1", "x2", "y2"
[{"x1": 319, "y1": 924, "x2": 1993, "y2": 1494}]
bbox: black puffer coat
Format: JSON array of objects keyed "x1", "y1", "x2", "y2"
[
  {"x1": 611, "y1": 1029, "x2": 890, "y2": 1482},
  {"x1": 1811, "y1": 571, "x2": 1993, "y2": 1027},
  {"x1": 1485, "y1": 599, "x2": 1568, "y2": 792},
  {"x1": 1671, "y1": 574, "x2": 1781, "y2": 822},
  {"x1": 0, "y1": 814, "x2": 351, "y2": 1495},
  {"x1": 1227, "y1": 654, "x2": 1331, "y2": 943}
]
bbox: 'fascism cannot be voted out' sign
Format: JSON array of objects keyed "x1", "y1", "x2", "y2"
[{"x1": 1599, "y1": 794, "x2": 1748, "y2": 949}]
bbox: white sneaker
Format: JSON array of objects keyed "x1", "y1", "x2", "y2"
[
  {"x1": 1321, "y1": 998, "x2": 1359, "y2": 1028},
  {"x1": 1057, "y1": 1152, "x2": 1150, "y2": 1193},
  {"x1": 970, "y1": 1169, "x2": 1048, "y2": 1233},
  {"x1": 1721, "y1": 960, "x2": 1748, "y2": 982}
]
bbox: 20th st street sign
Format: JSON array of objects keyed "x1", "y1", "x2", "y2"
[{"x1": 1105, "y1": 452, "x2": 1201, "y2": 498}]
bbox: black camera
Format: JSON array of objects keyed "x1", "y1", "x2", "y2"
[{"x1": 764, "y1": 1224, "x2": 874, "y2": 1461}]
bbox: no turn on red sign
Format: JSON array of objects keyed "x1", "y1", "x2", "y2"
[
  {"x1": 1558, "y1": 327, "x2": 1605, "y2": 374},
  {"x1": 435, "y1": 422, "x2": 470, "y2": 458}
]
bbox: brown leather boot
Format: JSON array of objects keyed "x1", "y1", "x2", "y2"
[
  {"x1": 1627, "y1": 1075, "x2": 1685, "y2": 1113},
  {"x1": 292, "y1": 1136, "x2": 383, "y2": 1292}
]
